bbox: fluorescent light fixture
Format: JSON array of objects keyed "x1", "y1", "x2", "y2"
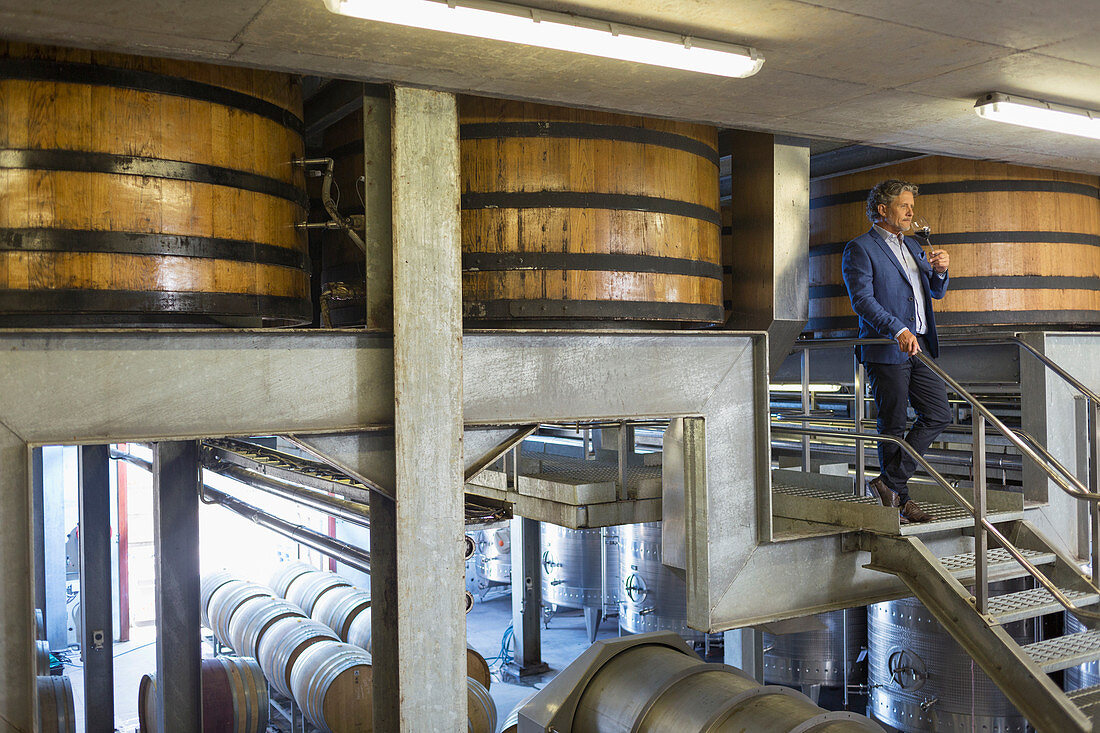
[
  {"x1": 323, "y1": 0, "x2": 764, "y2": 78},
  {"x1": 974, "y1": 92, "x2": 1100, "y2": 140}
]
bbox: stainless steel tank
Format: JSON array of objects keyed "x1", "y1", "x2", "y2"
[
  {"x1": 541, "y1": 524, "x2": 619, "y2": 612},
  {"x1": 763, "y1": 609, "x2": 866, "y2": 692},
  {"x1": 868, "y1": 584, "x2": 1032, "y2": 733},
  {"x1": 1065, "y1": 613, "x2": 1100, "y2": 690},
  {"x1": 474, "y1": 527, "x2": 511, "y2": 585},
  {"x1": 618, "y1": 522, "x2": 703, "y2": 641}
]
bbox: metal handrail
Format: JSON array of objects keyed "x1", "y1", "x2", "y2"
[
  {"x1": 772, "y1": 423, "x2": 1100, "y2": 622},
  {"x1": 794, "y1": 337, "x2": 1100, "y2": 502}
]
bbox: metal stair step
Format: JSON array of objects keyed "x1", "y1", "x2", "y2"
[
  {"x1": 986, "y1": 587, "x2": 1100, "y2": 624},
  {"x1": 936, "y1": 547, "x2": 1056, "y2": 584},
  {"x1": 1023, "y1": 629, "x2": 1100, "y2": 673},
  {"x1": 1067, "y1": 683, "x2": 1100, "y2": 721}
]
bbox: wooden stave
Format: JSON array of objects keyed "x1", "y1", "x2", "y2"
[
  {"x1": 285, "y1": 571, "x2": 352, "y2": 617},
  {"x1": 466, "y1": 645, "x2": 491, "y2": 691},
  {"x1": 207, "y1": 581, "x2": 275, "y2": 649},
  {"x1": 139, "y1": 659, "x2": 269, "y2": 733},
  {"x1": 458, "y1": 95, "x2": 722, "y2": 326},
  {"x1": 210, "y1": 656, "x2": 270, "y2": 733},
  {"x1": 36, "y1": 640, "x2": 50, "y2": 675},
  {"x1": 36, "y1": 675, "x2": 76, "y2": 733},
  {"x1": 311, "y1": 586, "x2": 373, "y2": 641},
  {"x1": 0, "y1": 42, "x2": 310, "y2": 326},
  {"x1": 808, "y1": 156, "x2": 1100, "y2": 332},
  {"x1": 257, "y1": 615, "x2": 340, "y2": 699},
  {"x1": 269, "y1": 561, "x2": 317, "y2": 598},
  {"x1": 228, "y1": 595, "x2": 307, "y2": 660},
  {"x1": 289, "y1": 640, "x2": 373, "y2": 732},
  {"x1": 467, "y1": 676, "x2": 497, "y2": 733},
  {"x1": 201, "y1": 570, "x2": 238, "y2": 628},
  {"x1": 345, "y1": 606, "x2": 373, "y2": 653}
]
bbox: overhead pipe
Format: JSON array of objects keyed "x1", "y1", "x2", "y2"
[
  {"x1": 110, "y1": 450, "x2": 371, "y2": 573},
  {"x1": 205, "y1": 461, "x2": 370, "y2": 528}
]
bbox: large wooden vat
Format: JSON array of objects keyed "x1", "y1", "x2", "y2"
[
  {"x1": 138, "y1": 657, "x2": 268, "y2": 733},
  {"x1": 461, "y1": 96, "x2": 722, "y2": 326},
  {"x1": 0, "y1": 42, "x2": 311, "y2": 326},
  {"x1": 809, "y1": 156, "x2": 1100, "y2": 332}
]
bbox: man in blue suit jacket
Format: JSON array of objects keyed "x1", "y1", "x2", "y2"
[{"x1": 842, "y1": 179, "x2": 951, "y2": 524}]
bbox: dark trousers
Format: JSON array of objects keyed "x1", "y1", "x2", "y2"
[{"x1": 865, "y1": 337, "x2": 951, "y2": 504}]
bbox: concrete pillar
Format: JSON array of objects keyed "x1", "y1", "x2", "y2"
[
  {"x1": 0, "y1": 428, "x2": 34, "y2": 731},
  {"x1": 388, "y1": 85, "x2": 465, "y2": 731},
  {"x1": 509, "y1": 516, "x2": 549, "y2": 676},
  {"x1": 153, "y1": 441, "x2": 202, "y2": 732}
]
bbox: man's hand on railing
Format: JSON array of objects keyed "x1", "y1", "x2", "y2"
[{"x1": 897, "y1": 329, "x2": 921, "y2": 356}]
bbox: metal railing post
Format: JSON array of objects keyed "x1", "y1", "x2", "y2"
[
  {"x1": 854, "y1": 355, "x2": 866, "y2": 497},
  {"x1": 1076, "y1": 396, "x2": 1091, "y2": 561},
  {"x1": 974, "y1": 413, "x2": 988, "y2": 614},
  {"x1": 1089, "y1": 400, "x2": 1100, "y2": 584},
  {"x1": 801, "y1": 347, "x2": 811, "y2": 471}
]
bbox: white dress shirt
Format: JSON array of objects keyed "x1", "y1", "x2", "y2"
[{"x1": 873, "y1": 224, "x2": 927, "y2": 336}]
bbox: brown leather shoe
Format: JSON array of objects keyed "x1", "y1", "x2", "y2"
[
  {"x1": 868, "y1": 477, "x2": 901, "y2": 508},
  {"x1": 901, "y1": 500, "x2": 933, "y2": 523}
]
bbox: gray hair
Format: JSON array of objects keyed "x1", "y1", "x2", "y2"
[{"x1": 866, "y1": 179, "x2": 919, "y2": 223}]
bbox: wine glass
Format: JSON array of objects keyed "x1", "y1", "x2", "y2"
[{"x1": 910, "y1": 216, "x2": 931, "y2": 240}]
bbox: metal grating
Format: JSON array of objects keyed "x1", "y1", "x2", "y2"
[
  {"x1": 1023, "y1": 629, "x2": 1100, "y2": 673},
  {"x1": 773, "y1": 484, "x2": 880, "y2": 505},
  {"x1": 987, "y1": 587, "x2": 1100, "y2": 624},
  {"x1": 938, "y1": 548, "x2": 1054, "y2": 575},
  {"x1": 1067, "y1": 683, "x2": 1100, "y2": 718},
  {"x1": 523, "y1": 455, "x2": 661, "y2": 490}
]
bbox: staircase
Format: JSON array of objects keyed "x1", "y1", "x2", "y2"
[{"x1": 865, "y1": 518, "x2": 1100, "y2": 732}]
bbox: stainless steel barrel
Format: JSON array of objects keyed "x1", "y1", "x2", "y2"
[
  {"x1": 868, "y1": 587, "x2": 1031, "y2": 732},
  {"x1": 228, "y1": 595, "x2": 305, "y2": 660},
  {"x1": 475, "y1": 527, "x2": 512, "y2": 584},
  {"x1": 311, "y1": 585, "x2": 372, "y2": 640},
  {"x1": 207, "y1": 580, "x2": 274, "y2": 649},
  {"x1": 763, "y1": 609, "x2": 866, "y2": 689},
  {"x1": 285, "y1": 570, "x2": 352, "y2": 616},
  {"x1": 269, "y1": 560, "x2": 317, "y2": 597},
  {"x1": 257, "y1": 616, "x2": 340, "y2": 698},
  {"x1": 37, "y1": 675, "x2": 76, "y2": 733},
  {"x1": 537, "y1": 632, "x2": 882, "y2": 732},
  {"x1": 1065, "y1": 613, "x2": 1100, "y2": 690},
  {"x1": 541, "y1": 524, "x2": 619, "y2": 612},
  {"x1": 618, "y1": 522, "x2": 703, "y2": 641}
]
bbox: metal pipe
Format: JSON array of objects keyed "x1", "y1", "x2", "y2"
[
  {"x1": 773, "y1": 424, "x2": 1100, "y2": 621},
  {"x1": 110, "y1": 450, "x2": 371, "y2": 572},
  {"x1": 801, "y1": 348, "x2": 811, "y2": 472},
  {"x1": 769, "y1": 434, "x2": 1023, "y2": 471},
  {"x1": 201, "y1": 485, "x2": 371, "y2": 573},
  {"x1": 294, "y1": 156, "x2": 367, "y2": 253},
  {"x1": 206, "y1": 462, "x2": 370, "y2": 528},
  {"x1": 974, "y1": 414, "x2": 988, "y2": 614}
]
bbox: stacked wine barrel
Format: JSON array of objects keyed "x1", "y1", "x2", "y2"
[
  {"x1": 202, "y1": 563, "x2": 496, "y2": 732},
  {"x1": 37, "y1": 675, "x2": 76, "y2": 733},
  {"x1": 808, "y1": 156, "x2": 1100, "y2": 332},
  {"x1": 312, "y1": 95, "x2": 723, "y2": 328},
  {"x1": 0, "y1": 42, "x2": 311, "y2": 326},
  {"x1": 138, "y1": 657, "x2": 268, "y2": 733}
]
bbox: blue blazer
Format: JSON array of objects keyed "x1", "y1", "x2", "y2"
[{"x1": 841, "y1": 227, "x2": 949, "y2": 365}]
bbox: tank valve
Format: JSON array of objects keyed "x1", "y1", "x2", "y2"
[{"x1": 919, "y1": 697, "x2": 939, "y2": 712}]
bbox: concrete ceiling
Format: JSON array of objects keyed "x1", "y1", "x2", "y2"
[{"x1": 2, "y1": 0, "x2": 1099, "y2": 174}]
